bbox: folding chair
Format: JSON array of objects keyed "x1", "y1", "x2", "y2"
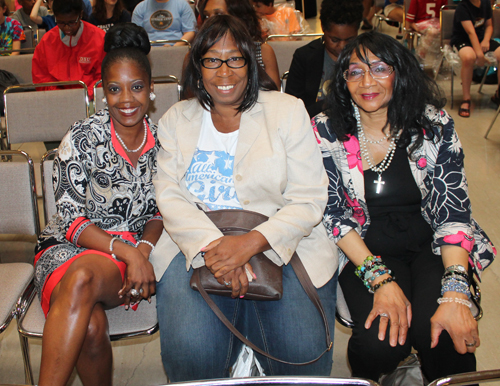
[
  {"x1": 266, "y1": 34, "x2": 323, "y2": 76},
  {"x1": 3, "y1": 81, "x2": 90, "y2": 149},
  {"x1": 21, "y1": 26, "x2": 35, "y2": 51},
  {"x1": 0, "y1": 150, "x2": 40, "y2": 265},
  {"x1": 149, "y1": 43, "x2": 190, "y2": 79},
  {"x1": 373, "y1": 0, "x2": 400, "y2": 32},
  {"x1": 157, "y1": 376, "x2": 381, "y2": 386},
  {"x1": 0, "y1": 149, "x2": 37, "y2": 343},
  {"x1": 427, "y1": 368, "x2": 500, "y2": 386},
  {"x1": 18, "y1": 152, "x2": 160, "y2": 385},
  {"x1": 94, "y1": 75, "x2": 181, "y2": 125},
  {"x1": 402, "y1": 0, "x2": 422, "y2": 52}
]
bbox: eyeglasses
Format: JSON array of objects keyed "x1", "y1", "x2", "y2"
[
  {"x1": 55, "y1": 16, "x2": 80, "y2": 28},
  {"x1": 200, "y1": 57, "x2": 247, "y2": 69},
  {"x1": 343, "y1": 63, "x2": 394, "y2": 82}
]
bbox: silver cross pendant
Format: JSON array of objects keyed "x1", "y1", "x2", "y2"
[{"x1": 374, "y1": 174, "x2": 385, "y2": 194}]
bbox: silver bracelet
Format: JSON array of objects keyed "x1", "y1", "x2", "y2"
[
  {"x1": 137, "y1": 239, "x2": 155, "y2": 257},
  {"x1": 437, "y1": 297, "x2": 472, "y2": 308},
  {"x1": 109, "y1": 237, "x2": 121, "y2": 259}
]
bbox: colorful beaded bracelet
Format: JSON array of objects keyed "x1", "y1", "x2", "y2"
[{"x1": 370, "y1": 275, "x2": 397, "y2": 294}]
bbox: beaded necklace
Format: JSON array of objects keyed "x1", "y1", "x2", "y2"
[
  {"x1": 115, "y1": 119, "x2": 147, "y2": 153},
  {"x1": 354, "y1": 104, "x2": 398, "y2": 194}
]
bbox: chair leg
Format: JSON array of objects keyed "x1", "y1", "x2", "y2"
[
  {"x1": 485, "y1": 104, "x2": 500, "y2": 138},
  {"x1": 478, "y1": 64, "x2": 491, "y2": 94},
  {"x1": 18, "y1": 334, "x2": 35, "y2": 385}
]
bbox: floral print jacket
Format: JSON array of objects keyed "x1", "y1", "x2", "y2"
[{"x1": 312, "y1": 106, "x2": 496, "y2": 280}]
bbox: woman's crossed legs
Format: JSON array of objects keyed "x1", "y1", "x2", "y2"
[{"x1": 38, "y1": 254, "x2": 124, "y2": 386}]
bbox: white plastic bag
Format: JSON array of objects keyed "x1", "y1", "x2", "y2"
[{"x1": 230, "y1": 345, "x2": 265, "y2": 378}]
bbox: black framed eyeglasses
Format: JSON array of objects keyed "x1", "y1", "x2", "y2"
[
  {"x1": 55, "y1": 15, "x2": 80, "y2": 28},
  {"x1": 200, "y1": 57, "x2": 247, "y2": 69},
  {"x1": 343, "y1": 63, "x2": 394, "y2": 82}
]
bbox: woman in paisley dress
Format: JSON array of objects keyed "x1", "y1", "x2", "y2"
[
  {"x1": 34, "y1": 23, "x2": 162, "y2": 386},
  {"x1": 312, "y1": 31, "x2": 496, "y2": 383}
]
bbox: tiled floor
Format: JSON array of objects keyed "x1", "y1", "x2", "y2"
[{"x1": 1, "y1": 10, "x2": 500, "y2": 386}]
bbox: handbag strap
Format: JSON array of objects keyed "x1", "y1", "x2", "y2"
[{"x1": 193, "y1": 253, "x2": 333, "y2": 366}]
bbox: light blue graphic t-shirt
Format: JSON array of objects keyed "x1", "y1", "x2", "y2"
[{"x1": 185, "y1": 110, "x2": 242, "y2": 210}]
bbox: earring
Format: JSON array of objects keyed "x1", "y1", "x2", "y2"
[
  {"x1": 197, "y1": 79, "x2": 202, "y2": 89},
  {"x1": 102, "y1": 96, "x2": 107, "y2": 105},
  {"x1": 149, "y1": 92, "x2": 156, "y2": 101}
]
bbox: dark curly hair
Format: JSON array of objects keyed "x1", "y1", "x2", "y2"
[
  {"x1": 325, "y1": 31, "x2": 446, "y2": 158},
  {"x1": 101, "y1": 23, "x2": 151, "y2": 83},
  {"x1": 0, "y1": 0, "x2": 10, "y2": 16},
  {"x1": 92, "y1": 0, "x2": 125, "y2": 24},
  {"x1": 183, "y1": 15, "x2": 277, "y2": 113},
  {"x1": 199, "y1": 0, "x2": 264, "y2": 43},
  {"x1": 320, "y1": 0, "x2": 363, "y2": 30}
]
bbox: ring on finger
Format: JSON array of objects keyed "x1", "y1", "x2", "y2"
[
  {"x1": 380, "y1": 313, "x2": 389, "y2": 318},
  {"x1": 223, "y1": 280, "x2": 232, "y2": 286},
  {"x1": 139, "y1": 288, "x2": 144, "y2": 294},
  {"x1": 465, "y1": 340, "x2": 477, "y2": 347},
  {"x1": 130, "y1": 288, "x2": 139, "y2": 297}
]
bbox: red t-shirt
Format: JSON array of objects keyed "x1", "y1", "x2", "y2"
[{"x1": 406, "y1": 0, "x2": 448, "y2": 23}]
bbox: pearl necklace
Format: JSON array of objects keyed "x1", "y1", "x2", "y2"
[
  {"x1": 115, "y1": 119, "x2": 147, "y2": 153},
  {"x1": 354, "y1": 104, "x2": 398, "y2": 194}
]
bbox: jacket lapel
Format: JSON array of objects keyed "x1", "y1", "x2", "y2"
[
  {"x1": 178, "y1": 100, "x2": 204, "y2": 175},
  {"x1": 234, "y1": 101, "x2": 263, "y2": 167}
]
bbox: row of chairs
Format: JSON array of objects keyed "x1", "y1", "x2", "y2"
[{"x1": 2, "y1": 76, "x2": 181, "y2": 150}]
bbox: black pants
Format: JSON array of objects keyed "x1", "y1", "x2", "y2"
[{"x1": 339, "y1": 243, "x2": 476, "y2": 382}]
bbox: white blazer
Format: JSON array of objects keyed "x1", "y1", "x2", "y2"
[{"x1": 152, "y1": 91, "x2": 338, "y2": 288}]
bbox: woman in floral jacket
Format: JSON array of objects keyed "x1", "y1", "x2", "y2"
[{"x1": 312, "y1": 32, "x2": 495, "y2": 383}]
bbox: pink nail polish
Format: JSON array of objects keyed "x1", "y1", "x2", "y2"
[
  {"x1": 240, "y1": 295, "x2": 244, "y2": 298},
  {"x1": 252, "y1": 272, "x2": 257, "y2": 279}
]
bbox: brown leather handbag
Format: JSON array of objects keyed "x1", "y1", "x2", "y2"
[{"x1": 190, "y1": 209, "x2": 333, "y2": 365}]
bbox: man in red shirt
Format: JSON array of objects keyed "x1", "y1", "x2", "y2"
[{"x1": 32, "y1": 0, "x2": 105, "y2": 99}]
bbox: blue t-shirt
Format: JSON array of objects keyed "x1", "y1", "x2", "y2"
[{"x1": 132, "y1": 0, "x2": 196, "y2": 43}]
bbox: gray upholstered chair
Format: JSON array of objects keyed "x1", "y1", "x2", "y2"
[
  {"x1": 3, "y1": 81, "x2": 90, "y2": 149},
  {"x1": 93, "y1": 75, "x2": 181, "y2": 125},
  {"x1": 40, "y1": 149, "x2": 57, "y2": 226},
  {"x1": 148, "y1": 43, "x2": 190, "y2": 80},
  {"x1": 266, "y1": 34, "x2": 323, "y2": 76}
]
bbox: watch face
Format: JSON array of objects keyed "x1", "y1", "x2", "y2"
[{"x1": 150, "y1": 10, "x2": 173, "y2": 30}]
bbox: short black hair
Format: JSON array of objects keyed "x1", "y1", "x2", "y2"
[
  {"x1": 325, "y1": 31, "x2": 446, "y2": 158},
  {"x1": 183, "y1": 15, "x2": 277, "y2": 113},
  {"x1": 320, "y1": 0, "x2": 363, "y2": 30},
  {"x1": 52, "y1": 0, "x2": 83, "y2": 16},
  {"x1": 102, "y1": 23, "x2": 152, "y2": 83},
  {"x1": 0, "y1": 0, "x2": 9, "y2": 16}
]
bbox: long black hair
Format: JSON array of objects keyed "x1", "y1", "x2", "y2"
[
  {"x1": 325, "y1": 31, "x2": 446, "y2": 158},
  {"x1": 183, "y1": 15, "x2": 277, "y2": 113}
]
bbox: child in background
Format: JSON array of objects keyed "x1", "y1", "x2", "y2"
[
  {"x1": 30, "y1": 0, "x2": 56, "y2": 31},
  {"x1": 251, "y1": 0, "x2": 302, "y2": 38},
  {"x1": 0, "y1": 0, "x2": 25, "y2": 55}
]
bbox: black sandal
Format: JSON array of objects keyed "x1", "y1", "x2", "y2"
[{"x1": 459, "y1": 99, "x2": 471, "y2": 118}]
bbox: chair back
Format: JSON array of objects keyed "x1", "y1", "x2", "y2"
[
  {"x1": 266, "y1": 35, "x2": 321, "y2": 76},
  {"x1": 21, "y1": 26, "x2": 35, "y2": 50},
  {"x1": 149, "y1": 44, "x2": 190, "y2": 79},
  {"x1": 0, "y1": 150, "x2": 40, "y2": 236},
  {"x1": 440, "y1": 5, "x2": 457, "y2": 48},
  {"x1": 94, "y1": 76, "x2": 180, "y2": 125},
  {"x1": 4, "y1": 81, "x2": 89, "y2": 147},
  {"x1": 40, "y1": 149, "x2": 57, "y2": 225},
  {"x1": 0, "y1": 54, "x2": 34, "y2": 83}
]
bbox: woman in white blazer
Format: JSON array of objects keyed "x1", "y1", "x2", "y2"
[{"x1": 152, "y1": 15, "x2": 338, "y2": 381}]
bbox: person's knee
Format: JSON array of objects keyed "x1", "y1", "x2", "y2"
[{"x1": 460, "y1": 51, "x2": 476, "y2": 66}]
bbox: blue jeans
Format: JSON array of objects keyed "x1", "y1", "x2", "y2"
[{"x1": 156, "y1": 252, "x2": 338, "y2": 382}]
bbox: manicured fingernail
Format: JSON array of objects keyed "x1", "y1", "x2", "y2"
[
  {"x1": 240, "y1": 295, "x2": 244, "y2": 298},
  {"x1": 148, "y1": 297, "x2": 151, "y2": 303},
  {"x1": 200, "y1": 246, "x2": 206, "y2": 252},
  {"x1": 252, "y1": 272, "x2": 257, "y2": 279},
  {"x1": 125, "y1": 305, "x2": 129, "y2": 310}
]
